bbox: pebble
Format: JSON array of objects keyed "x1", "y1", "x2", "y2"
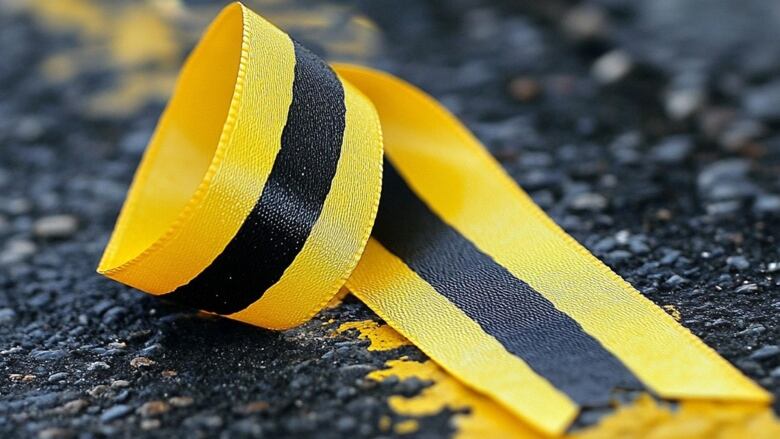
[
  {"x1": 743, "y1": 80, "x2": 780, "y2": 120},
  {"x1": 726, "y1": 255, "x2": 750, "y2": 271},
  {"x1": 735, "y1": 283, "x2": 759, "y2": 294},
  {"x1": 140, "y1": 419, "x2": 162, "y2": 430},
  {"x1": 33, "y1": 215, "x2": 78, "y2": 239},
  {"x1": 719, "y1": 119, "x2": 765, "y2": 151},
  {"x1": 735, "y1": 323, "x2": 766, "y2": 337},
  {"x1": 569, "y1": 192, "x2": 608, "y2": 211},
  {"x1": 770, "y1": 366, "x2": 780, "y2": 379},
  {"x1": 100, "y1": 404, "x2": 133, "y2": 423},
  {"x1": 697, "y1": 159, "x2": 756, "y2": 202},
  {"x1": 753, "y1": 194, "x2": 780, "y2": 214},
  {"x1": 336, "y1": 415, "x2": 358, "y2": 432},
  {"x1": 111, "y1": 379, "x2": 130, "y2": 388},
  {"x1": 235, "y1": 401, "x2": 270, "y2": 415},
  {"x1": 593, "y1": 237, "x2": 617, "y2": 253},
  {"x1": 627, "y1": 238, "x2": 650, "y2": 255},
  {"x1": 665, "y1": 275, "x2": 687, "y2": 287},
  {"x1": 87, "y1": 361, "x2": 110, "y2": 371},
  {"x1": 137, "y1": 400, "x2": 170, "y2": 417},
  {"x1": 48, "y1": 372, "x2": 68, "y2": 383},
  {"x1": 88, "y1": 385, "x2": 111, "y2": 398},
  {"x1": 592, "y1": 50, "x2": 632, "y2": 84},
  {"x1": 606, "y1": 250, "x2": 632, "y2": 264},
  {"x1": 130, "y1": 356, "x2": 156, "y2": 369},
  {"x1": 650, "y1": 135, "x2": 693, "y2": 164},
  {"x1": 665, "y1": 88, "x2": 704, "y2": 120},
  {"x1": 30, "y1": 349, "x2": 67, "y2": 361},
  {"x1": 37, "y1": 428, "x2": 73, "y2": 439},
  {"x1": 9, "y1": 373, "x2": 36, "y2": 382},
  {"x1": 0, "y1": 307, "x2": 17, "y2": 324},
  {"x1": 767, "y1": 262, "x2": 780, "y2": 273},
  {"x1": 0, "y1": 239, "x2": 37, "y2": 265},
  {"x1": 749, "y1": 345, "x2": 780, "y2": 361},
  {"x1": 562, "y1": 4, "x2": 607, "y2": 41},
  {"x1": 508, "y1": 76, "x2": 540, "y2": 102},
  {"x1": 168, "y1": 396, "x2": 194, "y2": 408},
  {"x1": 57, "y1": 399, "x2": 88, "y2": 415}
]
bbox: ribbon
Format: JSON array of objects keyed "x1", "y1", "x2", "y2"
[{"x1": 97, "y1": 3, "x2": 770, "y2": 435}]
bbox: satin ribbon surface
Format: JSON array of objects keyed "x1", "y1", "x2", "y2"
[{"x1": 98, "y1": 3, "x2": 770, "y2": 435}]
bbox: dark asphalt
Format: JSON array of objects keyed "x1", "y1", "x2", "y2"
[{"x1": 0, "y1": 0, "x2": 778, "y2": 437}]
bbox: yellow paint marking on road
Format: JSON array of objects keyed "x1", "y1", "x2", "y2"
[
  {"x1": 337, "y1": 320, "x2": 411, "y2": 351},
  {"x1": 368, "y1": 357, "x2": 780, "y2": 439}
]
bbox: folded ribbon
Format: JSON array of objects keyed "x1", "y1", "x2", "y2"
[{"x1": 98, "y1": 3, "x2": 770, "y2": 434}]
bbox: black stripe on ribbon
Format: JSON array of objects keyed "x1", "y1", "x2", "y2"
[
  {"x1": 373, "y1": 161, "x2": 644, "y2": 406},
  {"x1": 161, "y1": 40, "x2": 346, "y2": 314}
]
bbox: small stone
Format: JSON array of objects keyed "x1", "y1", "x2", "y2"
[
  {"x1": 111, "y1": 379, "x2": 130, "y2": 388},
  {"x1": 87, "y1": 361, "x2": 110, "y2": 371},
  {"x1": 58, "y1": 399, "x2": 89, "y2": 415},
  {"x1": 130, "y1": 356, "x2": 156, "y2": 369},
  {"x1": 607, "y1": 250, "x2": 632, "y2": 264},
  {"x1": 15, "y1": 116, "x2": 44, "y2": 141},
  {"x1": 336, "y1": 415, "x2": 358, "y2": 432},
  {"x1": 0, "y1": 239, "x2": 37, "y2": 265},
  {"x1": 562, "y1": 4, "x2": 607, "y2": 41},
  {"x1": 37, "y1": 428, "x2": 73, "y2": 439},
  {"x1": 650, "y1": 135, "x2": 693, "y2": 164},
  {"x1": 665, "y1": 89, "x2": 705, "y2": 120},
  {"x1": 665, "y1": 275, "x2": 687, "y2": 287},
  {"x1": 753, "y1": 194, "x2": 780, "y2": 214},
  {"x1": 628, "y1": 238, "x2": 650, "y2": 255},
  {"x1": 88, "y1": 384, "x2": 111, "y2": 398},
  {"x1": 137, "y1": 401, "x2": 170, "y2": 417},
  {"x1": 30, "y1": 349, "x2": 67, "y2": 361},
  {"x1": 744, "y1": 80, "x2": 780, "y2": 120},
  {"x1": 592, "y1": 50, "x2": 632, "y2": 84},
  {"x1": 235, "y1": 401, "x2": 270, "y2": 415},
  {"x1": 140, "y1": 419, "x2": 161, "y2": 430},
  {"x1": 107, "y1": 341, "x2": 127, "y2": 349},
  {"x1": 593, "y1": 237, "x2": 617, "y2": 253},
  {"x1": 749, "y1": 345, "x2": 780, "y2": 361},
  {"x1": 767, "y1": 262, "x2": 780, "y2": 273},
  {"x1": 48, "y1": 372, "x2": 68, "y2": 383},
  {"x1": 33, "y1": 215, "x2": 78, "y2": 239},
  {"x1": 161, "y1": 369, "x2": 177, "y2": 378},
  {"x1": 719, "y1": 119, "x2": 765, "y2": 151},
  {"x1": 735, "y1": 283, "x2": 759, "y2": 294},
  {"x1": 570, "y1": 193, "x2": 608, "y2": 211},
  {"x1": 0, "y1": 307, "x2": 17, "y2": 324},
  {"x1": 168, "y1": 396, "x2": 194, "y2": 408},
  {"x1": 508, "y1": 77, "x2": 540, "y2": 102},
  {"x1": 770, "y1": 366, "x2": 780, "y2": 378},
  {"x1": 698, "y1": 159, "x2": 750, "y2": 194},
  {"x1": 9, "y1": 373, "x2": 36, "y2": 382},
  {"x1": 726, "y1": 255, "x2": 750, "y2": 271},
  {"x1": 100, "y1": 404, "x2": 133, "y2": 423},
  {"x1": 736, "y1": 323, "x2": 766, "y2": 337}
]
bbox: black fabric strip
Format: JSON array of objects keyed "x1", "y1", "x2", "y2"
[
  {"x1": 373, "y1": 161, "x2": 644, "y2": 406},
  {"x1": 161, "y1": 41, "x2": 346, "y2": 313}
]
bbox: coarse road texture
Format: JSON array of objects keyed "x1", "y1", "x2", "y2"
[{"x1": 0, "y1": 0, "x2": 778, "y2": 438}]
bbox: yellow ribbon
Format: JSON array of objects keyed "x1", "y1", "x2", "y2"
[{"x1": 97, "y1": 3, "x2": 770, "y2": 435}]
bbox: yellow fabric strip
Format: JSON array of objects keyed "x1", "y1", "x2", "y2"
[
  {"x1": 229, "y1": 78, "x2": 383, "y2": 329},
  {"x1": 333, "y1": 65, "x2": 770, "y2": 405},
  {"x1": 96, "y1": 2, "x2": 771, "y2": 436},
  {"x1": 98, "y1": 5, "x2": 297, "y2": 294},
  {"x1": 347, "y1": 239, "x2": 579, "y2": 433}
]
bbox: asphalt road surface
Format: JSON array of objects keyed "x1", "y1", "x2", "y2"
[{"x1": 0, "y1": 0, "x2": 778, "y2": 437}]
